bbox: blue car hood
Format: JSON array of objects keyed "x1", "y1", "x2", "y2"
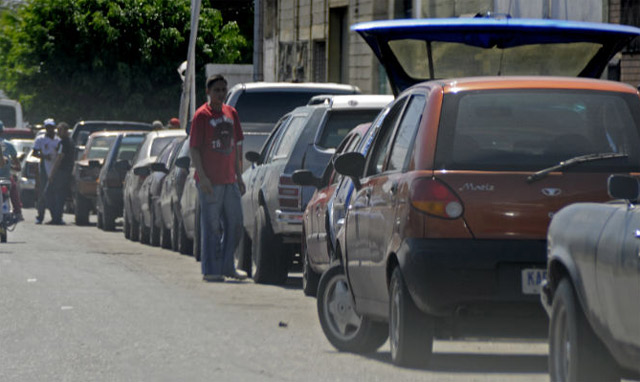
[{"x1": 352, "y1": 17, "x2": 640, "y2": 94}]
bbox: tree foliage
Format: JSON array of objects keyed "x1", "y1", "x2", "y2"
[{"x1": 0, "y1": 0, "x2": 248, "y2": 124}]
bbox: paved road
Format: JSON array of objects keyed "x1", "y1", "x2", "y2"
[{"x1": 0, "y1": 209, "x2": 551, "y2": 382}]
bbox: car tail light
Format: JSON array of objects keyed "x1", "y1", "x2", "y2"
[
  {"x1": 410, "y1": 178, "x2": 463, "y2": 219},
  {"x1": 1, "y1": 186, "x2": 8, "y2": 195},
  {"x1": 278, "y1": 174, "x2": 300, "y2": 209}
]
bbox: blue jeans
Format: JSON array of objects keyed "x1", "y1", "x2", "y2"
[{"x1": 197, "y1": 183, "x2": 243, "y2": 276}]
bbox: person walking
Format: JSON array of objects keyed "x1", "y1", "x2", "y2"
[
  {"x1": 46, "y1": 122, "x2": 73, "y2": 225},
  {"x1": 32, "y1": 118, "x2": 60, "y2": 224},
  {"x1": 190, "y1": 74, "x2": 246, "y2": 282}
]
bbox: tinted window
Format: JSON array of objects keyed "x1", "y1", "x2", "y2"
[
  {"x1": 387, "y1": 95, "x2": 426, "y2": 172},
  {"x1": 272, "y1": 116, "x2": 307, "y2": 159},
  {"x1": 366, "y1": 98, "x2": 408, "y2": 176},
  {"x1": 0, "y1": 105, "x2": 17, "y2": 127},
  {"x1": 436, "y1": 89, "x2": 640, "y2": 171},
  {"x1": 86, "y1": 136, "x2": 116, "y2": 160},
  {"x1": 117, "y1": 136, "x2": 145, "y2": 162},
  {"x1": 235, "y1": 91, "x2": 350, "y2": 124},
  {"x1": 317, "y1": 109, "x2": 381, "y2": 149}
]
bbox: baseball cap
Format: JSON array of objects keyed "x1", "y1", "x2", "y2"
[
  {"x1": 169, "y1": 118, "x2": 180, "y2": 127},
  {"x1": 44, "y1": 118, "x2": 56, "y2": 127}
]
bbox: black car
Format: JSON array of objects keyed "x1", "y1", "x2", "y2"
[{"x1": 96, "y1": 132, "x2": 147, "y2": 231}]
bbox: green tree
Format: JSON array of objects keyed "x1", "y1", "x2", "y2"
[{"x1": 0, "y1": 0, "x2": 249, "y2": 124}]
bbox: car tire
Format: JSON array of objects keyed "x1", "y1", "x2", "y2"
[
  {"x1": 178, "y1": 217, "x2": 192, "y2": 255},
  {"x1": 302, "y1": 230, "x2": 320, "y2": 297},
  {"x1": 139, "y1": 211, "x2": 150, "y2": 245},
  {"x1": 123, "y1": 207, "x2": 131, "y2": 239},
  {"x1": 389, "y1": 267, "x2": 434, "y2": 368},
  {"x1": 150, "y1": 208, "x2": 161, "y2": 247},
  {"x1": 171, "y1": 214, "x2": 179, "y2": 252},
  {"x1": 1, "y1": 231, "x2": 7, "y2": 243},
  {"x1": 549, "y1": 278, "x2": 619, "y2": 382},
  {"x1": 102, "y1": 205, "x2": 116, "y2": 232},
  {"x1": 74, "y1": 193, "x2": 90, "y2": 226},
  {"x1": 317, "y1": 264, "x2": 388, "y2": 353},
  {"x1": 96, "y1": 210, "x2": 103, "y2": 229},
  {"x1": 160, "y1": 223, "x2": 172, "y2": 249},
  {"x1": 252, "y1": 205, "x2": 287, "y2": 285},
  {"x1": 234, "y1": 228, "x2": 252, "y2": 275}
]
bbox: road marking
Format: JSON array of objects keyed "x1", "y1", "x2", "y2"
[
  {"x1": 61, "y1": 306, "x2": 73, "y2": 311},
  {"x1": 27, "y1": 278, "x2": 37, "y2": 283}
]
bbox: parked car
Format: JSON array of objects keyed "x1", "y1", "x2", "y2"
[
  {"x1": 136, "y1": 136, "x2": 184, "y2": 246},
  {"x1": 72, "y1": 131, "x2": 120, "y2": 225},
  {"x1": 541, "y1": 175, "x2": 640, "y2": 382},
  {"x1": 10, "y1": 138, "x2": 34, "y2": 159},
  {"x1": 157, "y1": 138, "x2": 190, "y2": 251},
  {"x1": 95, "y1": 132, "x2": 147, "y2": 231},
  {"x1": 293, "y1": 121, "x2": 378, "y2": 295},
  {"x1": 71, "y1": 120, "x2": 153, "y2": 159},
  {"x1": 18, "y1": 130, "x2": 44, "y2": 208},
  {"x1": 238, "y1": 94, "x2": 393, "y2": 285},
  {"x1": 225, "y1": 81, "x2": 360, "y2": 169},
  {"x1": 0, "y1": 97, "x2": 24, "y2": 129},
  {"x1": 123, "y1": 129, "x2": 185, "y2": 241},
  {"x1": 314, "y1": 17, "x2": 640, "y2": 367}
]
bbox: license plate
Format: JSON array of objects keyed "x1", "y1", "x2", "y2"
[{"x1": 521, "y1": 268, "x2": 547, "y2": 295}]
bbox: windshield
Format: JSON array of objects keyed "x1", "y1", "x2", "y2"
[
  {"x1": 116, "y1": 135, "x2": 145, "y2": 162},
  {"x1": 435, "y1": 89, "x2": 640, "y2": 172},
  {"x1": 389, "y1": 40, "x2": 602, "y2": 79},
  {"x1": 150, "y1": 136, "x2": 177, "y2": 157},
  {"x1": 86, "y1": 136, "x2": 116, "y2": 159},
  {"x1": 73, "y1": 123, "x2": 153, "y2": 146},
  {"x1": 317, "y1": 109, "x2": 381, "y2": 149}
]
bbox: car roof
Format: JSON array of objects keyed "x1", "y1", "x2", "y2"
[
  {"x1": 353, "y1": 17, "x2": 640, "y2": 94},
  {"x1": 230, "y1": 81, "x2": 360, "y2": 93},
  {"x1": 73, "y1": 120, "x2": 153, "y2": 127},
  {"x1": 307, "y1": 94, "x2": 394, "y2": 109}
]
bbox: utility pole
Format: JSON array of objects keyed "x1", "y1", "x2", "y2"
[{"x1": 178, "y1": 0, "x2": 202, "y2": 133}]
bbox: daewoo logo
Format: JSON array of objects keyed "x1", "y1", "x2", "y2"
[
  {"x1": 458, "y1": 183, "x2": 495, "y2": 192},
  {"x1": 542, "y1": 188, "x2": 562, "y2": 197}
]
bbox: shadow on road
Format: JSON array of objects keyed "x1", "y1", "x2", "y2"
[{"x1": 365, "y1": 351, "x2": 548, "y2": 374}]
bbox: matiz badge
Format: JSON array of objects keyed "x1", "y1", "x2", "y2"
[{"x1": 542, "y1": 188, "x2": 562, "y2": 197}]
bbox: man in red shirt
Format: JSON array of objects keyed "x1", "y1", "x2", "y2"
[{"x1": 190, "y1": 74, "x2": 246, "y2": 282}]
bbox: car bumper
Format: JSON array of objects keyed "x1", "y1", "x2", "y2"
[
  {"x1": 76, "y1": 180, "x2": 98, "y2": 200},
  {"x1": 273, "y1": 209, "x2": 303, "y2": 241},
  {"x1": 19, "y1": 177, "x2": 36, "y2": 191},
  {"x1": 399, "y1": 238, "x2": 547, "y2": 317}
]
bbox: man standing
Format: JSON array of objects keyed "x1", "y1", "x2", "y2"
[
  {"x1": 32, "y1": 118, "x2": 59, "y2": 224},
  {"x1": 46, "y1": 122, "x2": 73, "y2": 225},
  {"x1": 190, "y1": 74, "x2": 246, "y2": 282},
  {"x1": 0, "y1": 121, "x2": 23, "y2": 221}
]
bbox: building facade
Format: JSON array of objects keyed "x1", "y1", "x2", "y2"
[{"x1": 254, "y1": 0, "x2": 639, "y2": 93}]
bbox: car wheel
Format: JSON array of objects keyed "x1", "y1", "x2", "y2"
[
  {"x1": 74, "y1": 193, "x2": 90, "y2": 226},
  {"x1": 234, "y1": 228, "x2": 252, "y2": 275},
  {"x1": 389, "y1": 267, "x2": 434, "y2": 368},
  {"x1": 549, "y1": 278, "x2": 619, "y2": 382},
  {"x1": 302, "y1": 230, "x2": 320, "y2": 297},
  {"x1": 178, "y1": 217, "x2": 192, "y2": 255},
  {"x1": 102, "y1": 204, "x2": 116, "y2": 232},
  {"x1": 171, "y1": 214, "x2": 179, "y2": 252},
  {"x1": 139, "y1": 211, "x2": 150, "y2": 245},
  {"x1": 160, "y1": 223, "x2": 172, "y2": 249},
  {"x1": 123, "y1": 207, "x2": 131, "y2": 239},
  {"x1": 1, "y1": 231, "x2": 7, "y2": 243},
  {"x1": 150, "y1": 208, "x2": 160, "y2": 247},
  {"x1": 317, "y1": 264, "x2": 387, "y2": 353},
  {"x1": 252, "y1": 205, "x2": 287, "y2": 285}
]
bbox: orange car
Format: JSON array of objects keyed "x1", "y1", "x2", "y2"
[{"x1": 316, "y1": 17, "x2": 640, "y2": 368}]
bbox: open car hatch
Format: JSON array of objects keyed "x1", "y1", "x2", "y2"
[{"x1": 352, "y1": 17, "x2": 640, "y2": 94}]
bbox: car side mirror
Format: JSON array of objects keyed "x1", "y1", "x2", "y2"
[
  {"x1": 133, "y1": 166, "x2": 151, "y2": 177},
  {"x1": 292, "y1": 169, "x2": 321, "y2": 188},
  {"x1": 334, "y1": 152, "x2": 365, "y2": 190},
  {"x1": 151, "y1": 162, "x2": 169, "y2": 173},
  {"x1": 245, "y1": 151, "x2": 261, "y2": 164},
  {"x1": 608, "y1": 175, "x2": 640, "y2": 202},
  {"x1": 88, "y1": 160, "x2": 101, "y2": 169},
  {"x1": 115, "y1": 159, "x2": 131, "y2": 172},
  {"x1": 175, "y1": 156, "x2": 190, "y2": 169}
]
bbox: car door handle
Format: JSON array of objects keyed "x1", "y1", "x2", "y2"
[{"x1": 389, "y1": 182, "x2": 398, "y2": 195}]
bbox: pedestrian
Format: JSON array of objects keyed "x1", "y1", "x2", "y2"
[
  {"x1": 46, "y1": 122, "x2": 73, "y2": 225},
  {"x1": 168, "y1": 117, "x2": 180, "y2": 129},
  {"x1": 0, "y1": 121, "x2": 24, "y2": 221},
  {"x1": 152, "y1": 120, "x2": 164, "y2": 130},
  {"x1": 32, "y1": 118, "x2": 60, "y2": 224},
  {"x1": 190, "y1": 74, "x2": 247, "y2": 282}
]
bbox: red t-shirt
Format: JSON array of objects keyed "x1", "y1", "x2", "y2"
[{"x1": 189, "y1": 103, "x2": 244, "y2": 185}]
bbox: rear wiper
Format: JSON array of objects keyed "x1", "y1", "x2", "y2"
[{"x1": 526, "y1": 152, "x2": 628, "y2": 184}]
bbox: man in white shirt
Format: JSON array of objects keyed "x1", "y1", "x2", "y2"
[{"x1": 32, "y1": 118, "x2": 60, "y2": 224}]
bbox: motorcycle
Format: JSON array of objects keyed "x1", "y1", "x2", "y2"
[{"x1": 0, "y1": 178, "x2": 19, "y2": 242}]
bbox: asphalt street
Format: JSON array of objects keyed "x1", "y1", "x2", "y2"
[{"x1": 0, "y1": 209, "x2": 551, "y2": 382}]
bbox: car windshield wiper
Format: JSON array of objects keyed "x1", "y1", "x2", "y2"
[{"x1": 526, "y1": 152, "x2": 628, "y2": 184}]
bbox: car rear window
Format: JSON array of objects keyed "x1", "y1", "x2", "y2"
[
  {"x1": 435, "y1": 89, "x2": 640, "y2": 172},
  {"x1": 86, "y1": 136, "x2": 116, "y2": 159},
  {"x1": 150, "y1": 136, "x2": 177, "y2": 157},
  {"x1": 117, "y1": 136, "x2": 145, "y2": 162},
  {"x1": 0, "y1": 105, "x2": 17, "y2": 127},
  {"x1": 316, "y1": 109, "x2": 381, "y2": 149},
  {"x1": 234, "y1": 91, "x2": 351, "y2": 124}
]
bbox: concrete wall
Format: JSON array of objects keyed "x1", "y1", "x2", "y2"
[{"x1": 205, "y1": 64, "x2": 254, "y2": 89}]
